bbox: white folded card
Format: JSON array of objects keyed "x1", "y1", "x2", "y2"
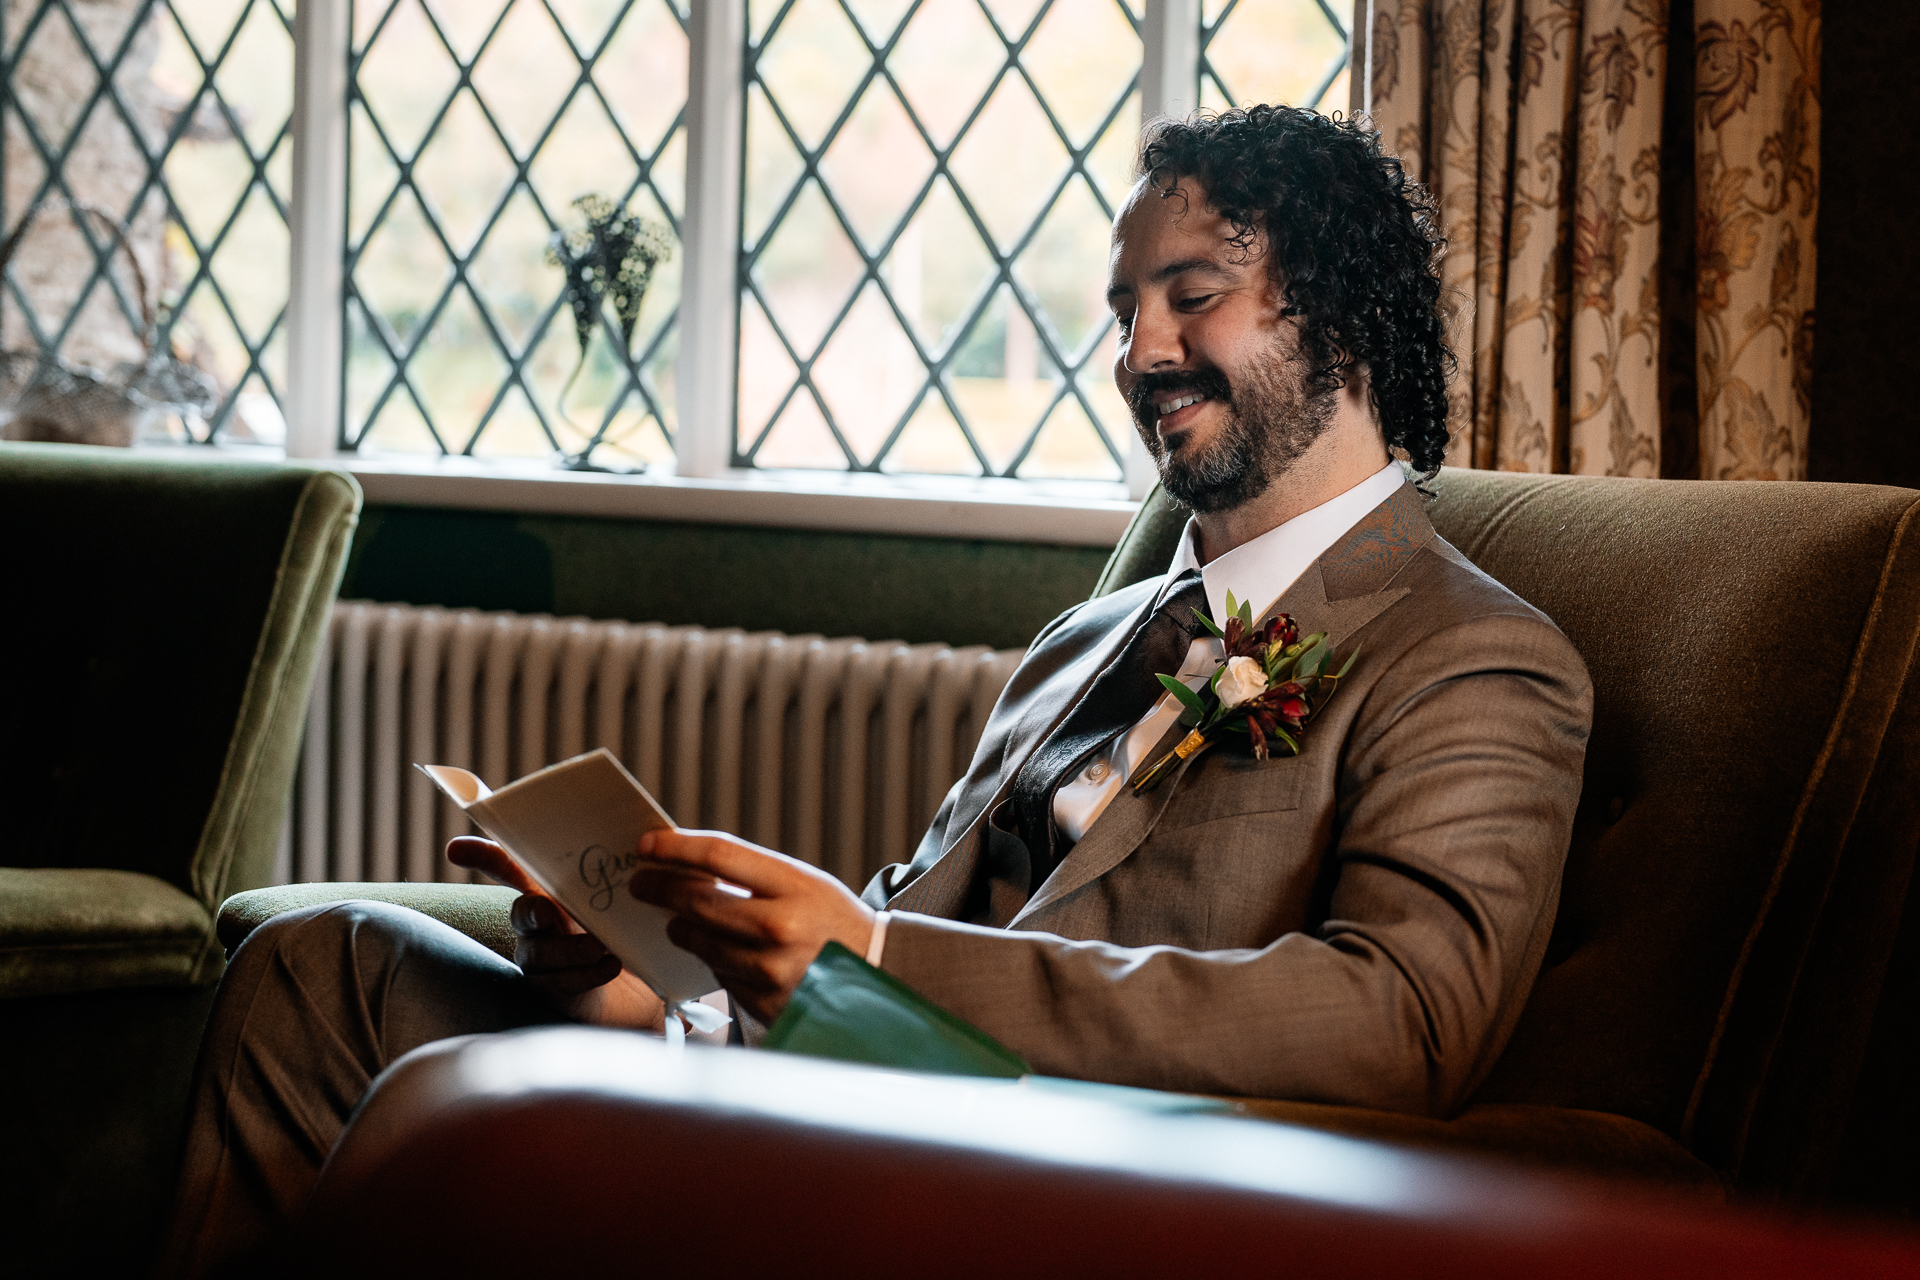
[{"x1": 417, "y1": 748, "x2": 728, "y2": 1039}]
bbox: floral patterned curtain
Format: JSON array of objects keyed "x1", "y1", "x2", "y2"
[{"x1": 1356, "y1": 0, "x2": 1819, "y2": 479}]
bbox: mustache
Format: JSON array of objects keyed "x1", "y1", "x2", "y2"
[{"x1": 1127, "y1": 367, "x2": 1235, "y2": 421}]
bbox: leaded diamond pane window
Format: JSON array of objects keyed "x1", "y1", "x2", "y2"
[
  {"x1": 2, "y1": 0, "x2": 294, "y2": 444},
  {"x1": 345, "y1": 0, "x2": 687, "y2": 466},
  {"x1": 738, "y1": 0, "x2": 1144, "y2": 481},
  {"x1": 1200, "y1": 0, "x2": 1349, "y2": 116}
]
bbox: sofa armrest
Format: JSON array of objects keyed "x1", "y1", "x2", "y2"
[
  {"x1": 297, "y1": 1028, "x2": 1919, "y2": 1279},
  {"x1": 217, "y1": 883, "x2": 518, "y2": 961},
  {"x1": 0, "y1": 868, "x2": 215, "y2": 998}
]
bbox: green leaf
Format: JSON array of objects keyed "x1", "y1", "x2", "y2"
[
  {"x1": 1293, "y1": 633, "x2": 1330, "y2": 677},
  {"x1": 1269, "y1": 725, "x2": 1300, "y2": 755},
  {"x1": 1192, "y1": 607, "x2": 1224, "y2": 639},
  {"x1": 1335, "y1": 645, "x2": 1361, "y2": 679},
  {"x1": 1158, "y1": 672, "x2": 1209, "y2": 721},
  {"x1": 1223, "y1": 589, "x2": 1240, "y2": 618},
  {"x1": 1238, "y1": 597, "x2": 1255, "y2": 628}
]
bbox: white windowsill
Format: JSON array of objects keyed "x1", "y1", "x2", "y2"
[{"x1": 137, "y1": 445, "x2": 1140, "y2": 547}]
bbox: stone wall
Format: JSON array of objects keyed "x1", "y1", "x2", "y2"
[{"x1": 3, "y1": 0, "x2": 169, "y2": 374}]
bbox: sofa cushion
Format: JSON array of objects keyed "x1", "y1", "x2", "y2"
[
  {"x1": 0, "y1": 867, "x2": 214, "y2": 998},
  {"x1": 217, "y1": 883, "x2": 521, "y2": 962}
]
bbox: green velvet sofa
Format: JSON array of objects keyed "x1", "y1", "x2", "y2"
[
  {"x1": 0, "y1": 443, "x2": 361, "y2": 1274},
  {"x1": 221, "y1": 468, "x2": 1920, "y2": 1225}
]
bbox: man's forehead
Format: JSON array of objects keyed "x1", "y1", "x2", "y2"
[{"x1": 1109, "y1": 178, "x2": 1245, "y2": 287}]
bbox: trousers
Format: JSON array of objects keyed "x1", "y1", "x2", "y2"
[{"x1": 155, "y1": 901, "x2": 563, "y2": 1280}]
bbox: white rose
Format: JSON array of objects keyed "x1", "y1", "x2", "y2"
[{"x1": 1216, "y1": 655, "x2": 1269, "y2": 708}]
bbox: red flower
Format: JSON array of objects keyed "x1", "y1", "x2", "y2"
[
  {"x1": 1239, "y1": 680, "x2": 1316, "y2": 760},
  {"x1": 1223, "y1": 611, "x2": 1298, "y2": 659}
]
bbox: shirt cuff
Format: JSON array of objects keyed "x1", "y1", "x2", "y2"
[{"x1": 864, "y1": 910, "x2": 891, "y2": 967}]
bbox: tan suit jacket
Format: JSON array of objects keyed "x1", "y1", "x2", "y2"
[{"x1": 861, "y1": 484, "x2": 1593, "y2": 1116}]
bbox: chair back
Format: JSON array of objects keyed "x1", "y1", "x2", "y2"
[
  {"x1": 0, "y1": 444, "x2": 360, "y2": 918},
  {"x1": 1098, "y1": 470, "x2": 1920, "y2": 1198}
]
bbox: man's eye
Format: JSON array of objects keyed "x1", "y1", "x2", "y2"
[
  {"x1": 1176, "y1": 294, "x2": 1218, "y2": 310},
  {"x1": 1113, "y1": 312, "x2": 1134, "y2": 332}
]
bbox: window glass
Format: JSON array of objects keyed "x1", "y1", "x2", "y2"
[
  {"x1": 345, "y1": 0, "x2": 688, "y2": 466},
  {"x1": 1200, "y1": 0, "x2": 1350, "y2": 117},
  {"x1": 738, "y1": 0, "x2": 1144, "y2": 481},
  {"x1": 1, "y1": 0, "x2": 293, "y2": 444}
]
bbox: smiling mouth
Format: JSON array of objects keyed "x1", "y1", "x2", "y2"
[{"x1": 1154, "y1": 391, "x2": 1210, "y2": 418}]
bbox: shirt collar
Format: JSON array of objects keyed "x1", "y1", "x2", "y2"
[{"x1": 1168, "y1": 462, "x2": 1406, "y2": 624}]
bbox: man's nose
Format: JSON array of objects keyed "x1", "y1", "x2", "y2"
[{"x1": 1122, "y1": 306, "x2": 1183, "y2": 374}]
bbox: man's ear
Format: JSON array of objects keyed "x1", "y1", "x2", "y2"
[{"x1": 1342, "y1": 361, "x2": 1379, "y2": 416}]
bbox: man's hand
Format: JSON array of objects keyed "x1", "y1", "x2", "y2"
[
  {"x1": 627, "y1": 829, "x2": 876, "y2": 1025},
  {"x1": 446, "y1": 836, "x2": 667, "y2": 1032}
]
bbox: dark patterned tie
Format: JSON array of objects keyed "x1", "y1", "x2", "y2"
[{"x1": 1009, "y1": 568, "x2": 1208, "y2": 887}]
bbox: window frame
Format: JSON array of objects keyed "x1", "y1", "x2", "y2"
[{"x1": 267, "y1": 0, "x2": 1353, "y2": 539}]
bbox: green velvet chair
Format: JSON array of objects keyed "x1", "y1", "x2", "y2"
[
  {"x1": 219, "y1": 469, "x2": 1920, "y2": 1217},
  {"x1": 0, "y1": 443, "x2": 360, "y2": 1274}
]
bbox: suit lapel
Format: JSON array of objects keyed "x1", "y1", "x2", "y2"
[
  {"x1": 1007, "y1": 715, "x2": 1194, "y2": 927},
  {"x1": 1000, "y1": 583, "x2": 1165, "y2": 787},
  {"x1": 882, "y1": 580, "x2": 1167, "y2": 918},
  {"x1": 884, "y1": 807, "x2": 987, "y2": 917},
  {"x1": 1010, "y1": 484, "x2": 1433, "y2": 927}
]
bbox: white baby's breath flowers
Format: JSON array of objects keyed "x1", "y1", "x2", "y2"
[{"x1": 1216, "y1": 655, "x2": 1269, "y2": 708}]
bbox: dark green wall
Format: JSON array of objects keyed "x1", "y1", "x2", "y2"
[{"x1": 341, "y1": 505, "x2": 1115, "y2": 651}]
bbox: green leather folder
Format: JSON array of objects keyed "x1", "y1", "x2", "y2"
[
  {"x1": 762, "y1": 941, "x2": 1030, "y2": 1077},
  {"x1": 764, "y1": 942, "x2": 1236, "y2": 1116}
]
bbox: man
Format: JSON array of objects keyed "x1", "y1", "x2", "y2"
[{"x1": 162, "y1": 105, "x2": 1590, "y2": 1274}]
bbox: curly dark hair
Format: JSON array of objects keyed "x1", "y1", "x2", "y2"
[{"x1": 1137, "y1": 105, "x2": 1454, "y2": 480}]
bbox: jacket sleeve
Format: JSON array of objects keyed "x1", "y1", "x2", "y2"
[{"x1": 875, "y1": 612, "x2": 1592, "y2": 1116}]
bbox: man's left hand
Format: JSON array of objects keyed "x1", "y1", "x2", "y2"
[{"x1": 628, "y1": 829, "x2": 876, "y2": 1025}]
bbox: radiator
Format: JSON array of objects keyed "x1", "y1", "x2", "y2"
[{"x1": 278, "y1": 602, "x2": 1025, "y2": 892}]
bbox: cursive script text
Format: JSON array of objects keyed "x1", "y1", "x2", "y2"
[{"x1": 577, "y1": 844, "x2": 641, "y2": 911}]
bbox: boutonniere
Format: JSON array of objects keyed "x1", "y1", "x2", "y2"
[{"x1": 1130, "y1": 591, "x2": 1358, "y2": 793}]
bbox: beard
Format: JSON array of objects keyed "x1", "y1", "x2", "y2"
[{"x1": 1126, "y1": 346, "x2": 1337, "y2": 514}]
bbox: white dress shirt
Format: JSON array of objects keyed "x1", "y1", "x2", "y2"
[
  {"x1": 1050, "y1": 461, "x2": 1406, "y2": 844},
  {"x1": 866, "y1": 461, "x2": 1406, "y2": 966}
]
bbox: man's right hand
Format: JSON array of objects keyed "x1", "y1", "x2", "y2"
[{"x1": 445, "y1": 836, "x2": 668, "y2": 1033}]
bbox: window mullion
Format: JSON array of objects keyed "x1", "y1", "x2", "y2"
[
  {"x1": 675, "y1": 0, "x2": 746, "y2": 478},
  {"x1": 1128, "y1": 0, "x2": 1199, "y2": 498},
  {"x1": 1140, "y1": 0, "x2": 1200, "y2": 123},
  {"x1": 287, "y1": 0, "x2": 352, "y2": 459}
]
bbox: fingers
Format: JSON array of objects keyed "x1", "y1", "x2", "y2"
[
  {"x1": 508, "y1": 889, "x2": 581, "y2": 937},
  {"x1": 635, "y1": 829, "x2": 812, "y2": 897},
  {"x1": 445, "y1": 836, "x2": 541, "y2": 896},
  {"x1": 516, "y1": 937, "x2": 622, "y2": 994},
  {"x1": 665, "y1": 915, "x2": 801, "y2": 1001},
  {"x1": 513, "y1": 910, "x2": 620, "y2": 997},
  {"x1": 514, "y1": 923, "x2": 610, "y2": 972},
  {"x1": 629, "y1": 867, "x2": 779, "y2": 945},
  {"x1": 534, "y1": 957, "x2": 624, "y2": 997}
]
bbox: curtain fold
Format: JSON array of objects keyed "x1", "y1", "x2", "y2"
[{"x1": 1357, "y1": 0, "x2": 1818, "y2": 478}]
